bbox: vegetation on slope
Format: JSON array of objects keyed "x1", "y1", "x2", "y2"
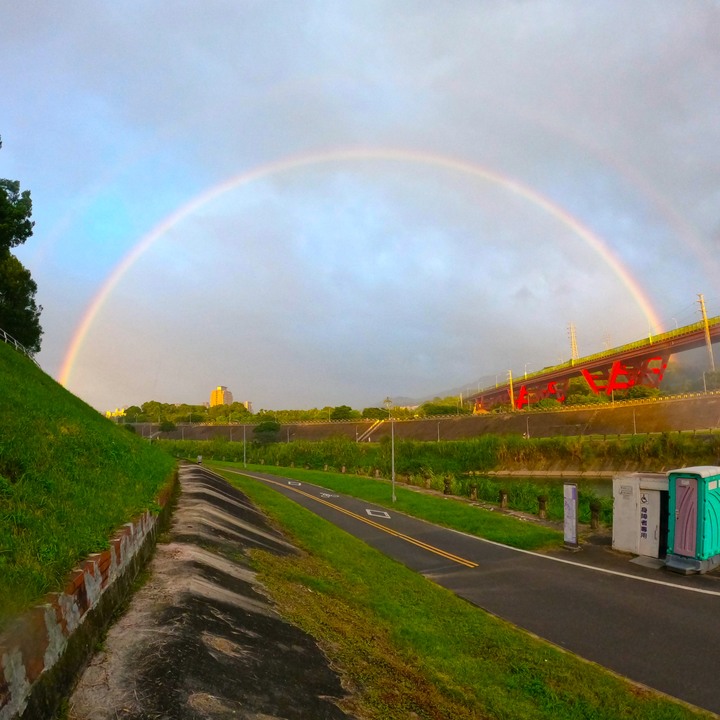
[
  {"x1": 0, "y1": 342, "x2": 175, "y2": 626},
  {"x1": 160, "y1": 431, "x2": 720, "y2": 480}
]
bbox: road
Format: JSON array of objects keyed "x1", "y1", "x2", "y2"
[{"x1": 224, "y1": 468, "x2": 720, "y2": 716}]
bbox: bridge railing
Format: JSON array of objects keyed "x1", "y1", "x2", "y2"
[{"x1": 0, "y1": 327, "x2": 40, "y2": 367}]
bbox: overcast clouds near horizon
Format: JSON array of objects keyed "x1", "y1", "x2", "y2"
[{"x1": 2, "y1": 1, "x2": 719, "y2": 411}]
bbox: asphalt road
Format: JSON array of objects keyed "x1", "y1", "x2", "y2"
[{"x1": 225, "y1": 468, "x2": 720, "y2": 717}]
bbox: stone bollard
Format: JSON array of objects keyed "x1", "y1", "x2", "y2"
[
  {"x1": 469, "y1": 483, "x2": 478, "y2": 501},
  {"x1": 374, "y1": 468, "x2": 380, "y2": 478},
  {"x1": 324, "y1": 464, "x2": 328, "y2": 472},
  {"x1": 261, "y1": 459, "x2": 265, "y2": 465},
  {"x1": 341, "y1": 465, "x2": 346, "y2": 473},
  {"x1": 537, "y1": 494, "x2": 548, "y2": 519},
  {"x1": 443, "y1": 477, "x2": 452, "y2": 495},
  {"x1": 499, "y1": 489, "x2": 508, "y2": 509},
  {"x1": 590, "y1": 500, "x2": 601, "y2": 530}
]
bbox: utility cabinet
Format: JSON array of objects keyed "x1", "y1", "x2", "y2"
[
  {"x1": 612, "y1": 473, "x2": 668, "y2": 559},
  {"x1": 666, "y1": 466, "x2": 720, "y2": 575}
]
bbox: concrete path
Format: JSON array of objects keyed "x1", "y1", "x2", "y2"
[
  {"x1": 68, "y1": 466, "x2": 353, "y2": 720},
  {"x1": 227, "y1": 468, "x2": 720, "y2": 716}
]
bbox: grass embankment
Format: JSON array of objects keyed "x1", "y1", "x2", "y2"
[
  {"x1": 214, "y1": 462, "x2": 563, "y2": 550},
  {"x1": 216, "y1": 467, "x2": 708, "y2": 720},
  {"x1": 0, "y1": 342, "x2": 175, "y2": 626}
]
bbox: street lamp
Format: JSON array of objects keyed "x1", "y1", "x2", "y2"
[
  {"x1": 524, "y1": 363, "x2": 532, "y2": 379},
  {"x1": 243, "y1": 425, "x2": 247, "y2": 467},
  {"x1": 384, "y1": 396, "x2": 396, "y2": 503}
]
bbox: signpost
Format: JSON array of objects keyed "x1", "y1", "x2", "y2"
[{"x1": 564, "y1": 483, "x2": 579, "y2": 549}]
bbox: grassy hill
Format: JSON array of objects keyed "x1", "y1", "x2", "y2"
[{"x1": 0, "y1": 341, "x2": 175, "y2": 626}]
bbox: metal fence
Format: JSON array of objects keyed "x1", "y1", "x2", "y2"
[{"x1": 0, "y1": 327, "x2": 40, "y2": 367}]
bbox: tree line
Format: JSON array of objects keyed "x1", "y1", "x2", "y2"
[
  {"x1": 0, "y1": 136, "x2": 42, "y2": 353},
  {"x1": 117, "y1": 395, "x2": 473, "y2": 429}
]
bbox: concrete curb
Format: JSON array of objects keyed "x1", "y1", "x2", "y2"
[{"x1": 0, "y1": 472, "x2": 178, "y2": 720}]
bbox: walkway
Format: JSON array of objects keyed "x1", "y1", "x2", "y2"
[{"x1": 227, "y1": 467, "x2": 720, "y2": 716}]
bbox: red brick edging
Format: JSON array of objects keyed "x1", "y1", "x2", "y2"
[{"x1": 0, "y1": 476, "x2": 177, "y2": 720}]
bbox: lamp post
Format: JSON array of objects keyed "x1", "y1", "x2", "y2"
[
  {"x1": 384, "y1": 397, "x2": 396, "y2": 503},
  {"x1": 243, "y1": 425, "x2": 247, "y2": 467}
]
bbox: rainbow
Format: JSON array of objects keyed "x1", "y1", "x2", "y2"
[{"x1": 58, "y1": 147, "x2": 663, "y2": 388}]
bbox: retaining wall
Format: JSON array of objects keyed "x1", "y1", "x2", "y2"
[{"x1": 0, "y1": 473, "x2": 178, "y2": 720}]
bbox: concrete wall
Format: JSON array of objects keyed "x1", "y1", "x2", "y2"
[{"x1": 0, "y1": 475, "x2": 177, "y2": 720}]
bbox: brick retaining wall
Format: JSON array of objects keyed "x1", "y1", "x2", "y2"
[{"x1": 0, "y1": 472, "x2": 178, "y2": 720}]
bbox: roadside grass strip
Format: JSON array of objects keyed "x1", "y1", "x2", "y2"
[
  {"x1": 213, "y1": 462, "x2": 563, "y2": 551},
  {"x1": 218, "y1": 467, "x2": 709, "y2": 720}
]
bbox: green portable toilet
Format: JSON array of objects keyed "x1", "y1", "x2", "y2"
[{"x1": 665, "y1": 466, "x2": 720, "y2": 574}]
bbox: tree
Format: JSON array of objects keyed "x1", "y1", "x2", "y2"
[
  {"x1": 0, "y1": 254, "x2": 42, "y2": 352},
  {"x1": 0, "y1": 179, "x2": 34, "y2": 251},
  {"x1": 564, "y1": 376, "x2": 607, "y2": 405},
  {"x1": 625, "y1": 385, "x2": 661, "y2": 399},
  {"x1": 124, "y1": 405, "x2": 143, "y2": 422},
  {"x1": 0, "y1": 151, "x2": 43, "y2": 352},
  {"x1": 330, "y1": 405, "x2": 359, "y2": 420},
  {"x1": 253, "y1": 419, "x2": 281, "y2": 444},
  {"x1": 362, "y1": 407, "x2": 387, "y2": 420}
]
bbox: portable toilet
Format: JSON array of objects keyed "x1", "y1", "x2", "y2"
[
  {"x1": 612, "y1": 473, "x2": 668, "y2": 558},
  {"x1": 665, "y1": 466, "x2": 720, "y2": 575}
]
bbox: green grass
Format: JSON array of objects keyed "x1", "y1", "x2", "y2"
[
  {"x1": 212, "y1": 462, "x2": 563, "y2": 550},
  {"x1": 0, "y1": 342, "x2": 176, "y2": 626},
  {"x1": 216, "y1": 467, "x2": 709, "y2": 720}
]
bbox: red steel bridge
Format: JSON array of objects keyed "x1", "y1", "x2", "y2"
[{"x1": 469, "y1": 315, "x2": 720, "y2": 412}]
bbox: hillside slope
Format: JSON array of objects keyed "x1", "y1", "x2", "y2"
[{"x1": 0, "y1": 341, "x2": 175, "y2": 625}]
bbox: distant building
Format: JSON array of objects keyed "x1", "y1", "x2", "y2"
[
  {"x1": 243, "y1": 400, "x2": 253, "y2": 413},
  {"x1": 210, "y1": 385, "x2": 234, "y2": 407}
]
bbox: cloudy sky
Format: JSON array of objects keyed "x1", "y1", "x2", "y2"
[{"x1": 2, "y1": 1, "x2": 719, "y2": 412}]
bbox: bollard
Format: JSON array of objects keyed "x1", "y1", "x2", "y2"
[
  {"x1": 290, "y1": 462, "x2": 294, "y2": 468},
  {"x1": 443, "y1": 477, "x2": 452, "y2": 495},
  {"x1": 324, "y1": 464, "x2": 328, "y2": 472},
  {"x1": 537, "y1": 494, "x2": 548, "y2": 519},
  {"x1": 469, "y1": 483, "x2": 478, "y2": 501},
  {"x1": 341, "y1": 465, "x2": 346, "y2": 473},
  {"x1": 590, "y1": 500, "x2": 601, "y2": 529},
  {"x1": 499, "y1": 489, "x2": 508, "y2": 508},
  {"x1": 374, "y1": 468, "x2": 380, "y2": 478}
]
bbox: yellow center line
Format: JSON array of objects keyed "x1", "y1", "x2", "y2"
[{"x1": 234, "y1": 470, "x2": 478, "y2": 569}]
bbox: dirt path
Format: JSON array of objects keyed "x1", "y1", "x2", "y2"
[{"x1": 68, "y1": 465, "x2": 353, "y2": 720}]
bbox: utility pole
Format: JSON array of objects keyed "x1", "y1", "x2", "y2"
[
  {"x1": 699, "y1": 293, "x2": 716, "y2": 372},
  {"x1": 568, "y1": 323, "x2": 579, "y2": 365}
]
